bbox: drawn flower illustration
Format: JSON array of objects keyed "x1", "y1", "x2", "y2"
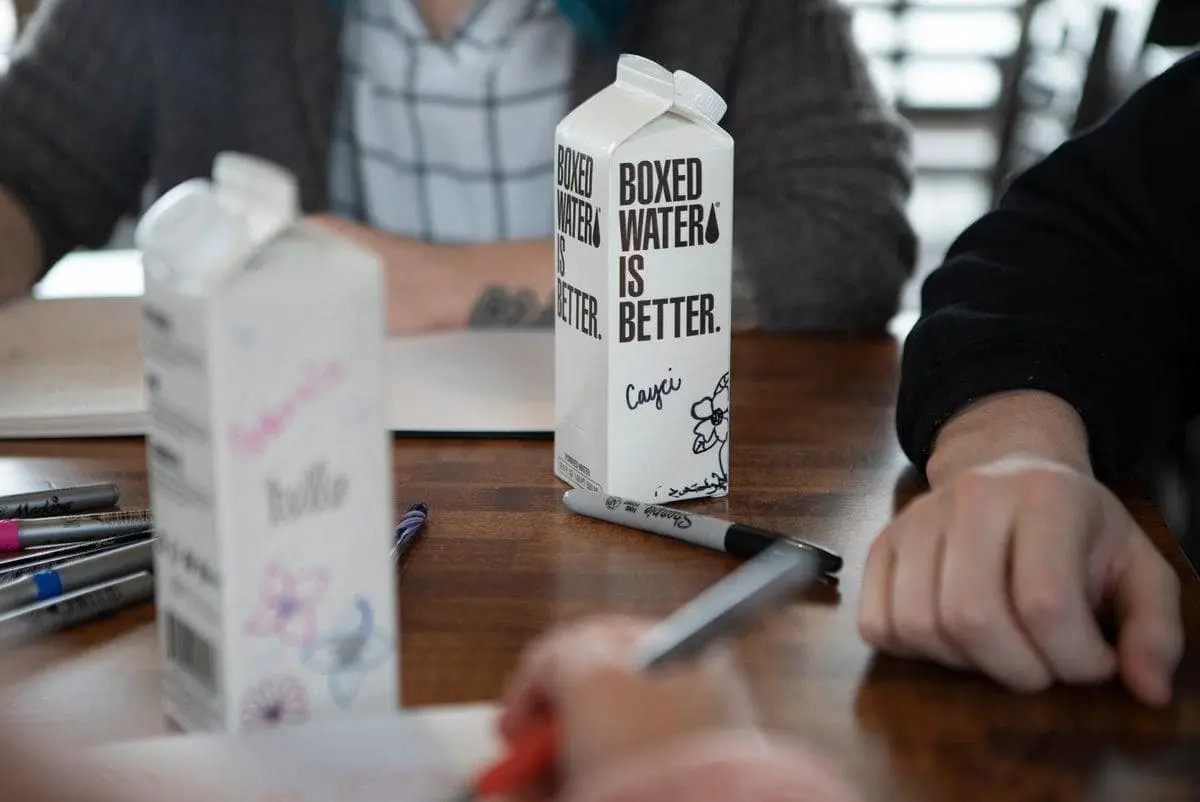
[
  {"x1": 664, "y1": 372, "x2": 732, "y2": 500},
  {"x1": 690, "y1": 372, "x2": 730, "y2": 454},
  {"x1": 240, "y1": 674, "x2": 310, "y2": 731},
  {"x1": 244, "y1": 563, "x2": 330, "y2": 647},
  {"x1": 301, "y1": 596, "x2": 394, "y2": 709}
]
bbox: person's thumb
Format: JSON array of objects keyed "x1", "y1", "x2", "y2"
[{"x1": 1112, "y1": 528, "x2": 1184, "y2": 707}]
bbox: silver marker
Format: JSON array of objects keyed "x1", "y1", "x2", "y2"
[
  {"x1": 0, "y1": 483, "x2": 120, "y2": 520},
  {"x1": 0, "y1": 509, "x2": 153, "y2": 551},
  {"x1": 0, "y1": 539, "x2": 155, "y2": 613},
  {"x1": 634, "y1": 539, "x2": 822, "y2": 669},
  {"x1": 0, "y1": 571, "x2": 155, "y2": 648},
  {"x1": 0, "y1": 533, "x2": 153, "y2": 582}
]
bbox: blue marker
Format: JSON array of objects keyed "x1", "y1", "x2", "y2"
[
  {"x1": 0, "y1": 539, "x2": 153, "y2": 614},
  {"x1": 391, "y1": 502, "x2": 428, "y2": 565}
]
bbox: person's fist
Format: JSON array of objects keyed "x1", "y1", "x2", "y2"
[
  {"x1": 859, "y1": 454, "x2": 1184, "y2": 706},
  {"x1": 497, "y1": 615, "x2": 758, "y2": 781}
]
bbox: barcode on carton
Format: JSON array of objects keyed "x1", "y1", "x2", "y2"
[{"x1": 165, "y1": 613, "x2": 218, "y2": 693}]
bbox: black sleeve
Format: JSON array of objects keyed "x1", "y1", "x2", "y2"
[
  {"x1": 896, "y1": 53, "x2": 1200, "y2": 480},
  {"x1": 0, "y1": 0, "x2": 154, "y2": 268}
]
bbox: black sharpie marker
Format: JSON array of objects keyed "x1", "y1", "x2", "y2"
[{"x1": 563, "y1": 490, "x2": 842, "y2": 575}]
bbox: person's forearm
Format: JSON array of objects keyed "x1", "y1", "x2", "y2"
[
  {"x1": 452, "y1": 239, "x2": 554, "y2": 328},
  {"x1": 0, "y1": 187, "x2": 44, "y2": 303},
  {"x1": 925, "y1": 390, "x2": 1092, "y2": 487}
]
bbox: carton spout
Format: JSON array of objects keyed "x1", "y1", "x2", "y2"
[
  {"x1": 615, "y1": 54, "x2": 674, "y2": 101},
  {"x1": 136, "y1": 178, "x2": 251, "y2": 294},
  {"x1": 671, "y1": 70, "x2": 728, "y2": 126},
  {"x1": 212, "y1": 152, "x2": 300, "y2": 250}
]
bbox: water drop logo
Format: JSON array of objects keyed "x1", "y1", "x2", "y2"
[
  {"x1": 591, "y1": 209, "x2": 602, "y2": 248},
  {"x1": 704, "y1": 204, "x2": 720, "y2": 244}
]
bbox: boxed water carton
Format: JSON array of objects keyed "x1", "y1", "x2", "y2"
[
  {"x1": 138, "y1": 153, "x2": 398, "y2": 732},
  {"x1": 554, "y1": 55, "x2": 733, "y2": 503}
]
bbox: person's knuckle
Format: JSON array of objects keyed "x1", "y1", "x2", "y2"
[
  {"x1": 1008, "y1": 668, "x2": 1054, "y2": 693},
  {"x1": 864, "y1": 534, "x2": 890, "y2": 571},
  {"x1": 939, "y1": 597, "x2": 993, "y2": 646},
  {"x1": 891, "y1": 609, "x2": 933, "y2": 647},
  {"x1": 858, "y1": 609, "x2": 889, "y2": 646},
  {"x1": 1013, "y1": 584, "x2": 1067, "y2": 628},
  {"x1": 1152, "y1": 554, "x2": 1182, "y2": 602},
  {"x1": 1017, "y1": 468, "x2": 1071, "y2": 509},
  {"x1": 950, "y1": 471, "x2": 998, "y2": 509}
]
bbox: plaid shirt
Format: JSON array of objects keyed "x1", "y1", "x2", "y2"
[{"x1": 329, "y1": 0, "x2": 576, "y2": 244}]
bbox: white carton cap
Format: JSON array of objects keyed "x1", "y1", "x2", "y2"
[
  {"x1": 135, "y1": 178, "x2": 251, "y2": 293},
  {"x1": 672, "y1": 70, "x2": 727, "y2": 125},
  {"x1": 616, "y1": 53, "x2": 674, "y2": 100},
  {"x1": 212, "y1": 152, "x2": 300, "y2": 249}
]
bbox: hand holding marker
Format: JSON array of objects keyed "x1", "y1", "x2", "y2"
[{"x1": 447, "y1": 539, "x2": 823, "y2": 802}]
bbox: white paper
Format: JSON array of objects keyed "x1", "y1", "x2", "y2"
[
  {"x1": 82, "y1": 703, "x2": 501, "y2": 802},
  {"x1": 0, "y1": 289, "x2": 553, "y2": 439}
]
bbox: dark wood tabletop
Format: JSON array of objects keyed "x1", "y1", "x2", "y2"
[{"x1": 0, "y1": 335, "x2": 1196, "y2": 801}]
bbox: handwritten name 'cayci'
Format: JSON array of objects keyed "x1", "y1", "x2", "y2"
[{"x1": 625, "y1": 370, "x2": 682, "y2": 412}]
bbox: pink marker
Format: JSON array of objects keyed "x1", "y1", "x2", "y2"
[{"x1": 0, "y1": 509, "x2": 153, "y2": 552}]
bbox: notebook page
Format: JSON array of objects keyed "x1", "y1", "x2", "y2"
[
  {"x1": 0, "y1": 297, "x2": 146, "y2": 437},
  {"x1": 0, "y1": 295, "x2": 553, "y2": 438}
]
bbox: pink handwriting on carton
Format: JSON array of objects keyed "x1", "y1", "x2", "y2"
[{"x1": 228, "y1": 361, "x2": 345, "y2": 458}]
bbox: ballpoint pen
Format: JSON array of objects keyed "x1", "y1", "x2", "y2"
[{"x1": 391, "y1": 501, "x2": 429, "y2": 565}]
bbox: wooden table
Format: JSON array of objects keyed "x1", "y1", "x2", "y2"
[{"x1": 0, "y1": 336, "x2": 1197, "y2": 801}]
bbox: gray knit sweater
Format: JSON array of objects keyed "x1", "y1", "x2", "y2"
[{"x1": 0, "y1": 0, "x2": 915, "y2": 332}]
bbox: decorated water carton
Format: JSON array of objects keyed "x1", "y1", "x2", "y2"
[
  {"x1": 138, "y1": 153, "x2": 398, "y2": 732},
  {"x1": 554, "y1": 55, "x2": 733, "y2": 502}
]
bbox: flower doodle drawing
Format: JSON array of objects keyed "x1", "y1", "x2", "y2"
[
  {"x1": 240, "y1": 674, "x2": 310, "y2": 731},
  {"x1": 666, "y1": 371, "x2": 730, "y2": 499},
  {"x1": 244, "y1": 563, "x2": 330, "y2": 647},
  {"x1": 301, "y1": 596, "x2": 394, "y2": 709}
]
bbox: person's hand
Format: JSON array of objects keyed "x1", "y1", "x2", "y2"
[
  {"x1": 498, "y1": 615, "x2": 758, "y2": 781},
  {"x1": 859, "y1": 452, "x2": 1184, "y2": 706},
  {"x1": 306, "y1": 214, "x2": 470, "y2": 336},
  {"x1": 498, "y1": 615, "x2": 860, "y2": 802}
]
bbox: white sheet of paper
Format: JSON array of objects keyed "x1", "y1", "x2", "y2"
[
  {"x1": 1, "y1": 252, "x2": 553, "y2": 438},
  {"x1": 82, "y1": 703, "x2": 501, "y2": 802}
]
